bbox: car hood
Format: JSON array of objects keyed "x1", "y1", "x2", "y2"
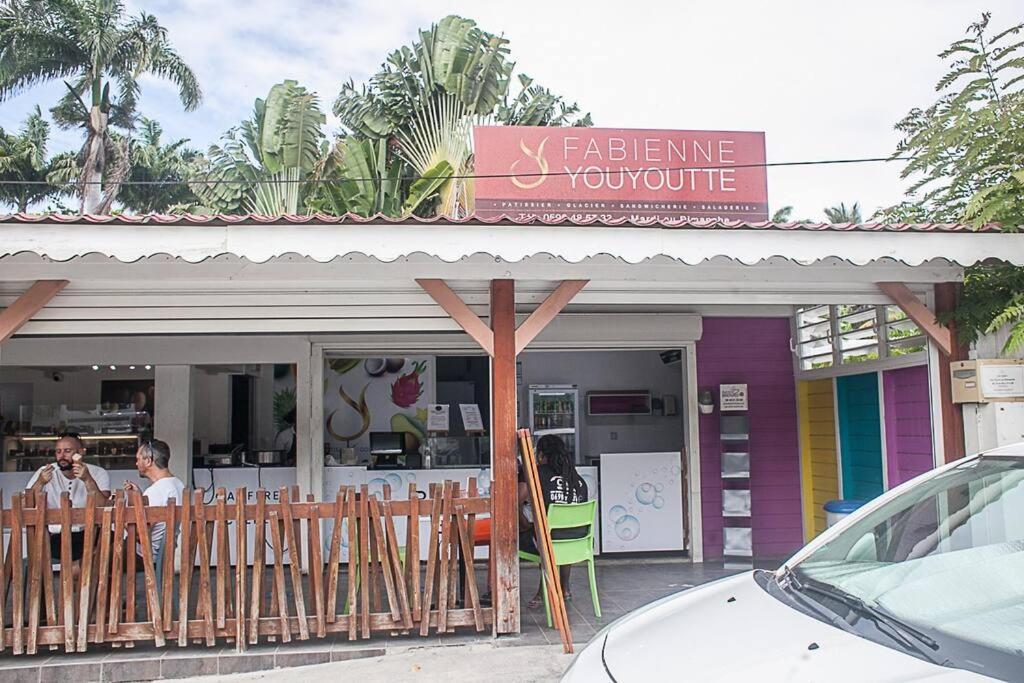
[{"x1": 602, "y1": 572, "x2": 990, "y2": 682}]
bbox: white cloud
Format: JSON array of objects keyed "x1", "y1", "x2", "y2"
[{"x1": 1, "y1": 0, "x2": 1018, "y2": 219}]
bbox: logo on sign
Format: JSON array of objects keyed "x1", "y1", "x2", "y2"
[{"x1": 510, "y1": 137, "x2": 549, "y2": 189}]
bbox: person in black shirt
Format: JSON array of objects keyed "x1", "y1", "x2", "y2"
[{"x1": 519, "y1": 435, "x2": 588, "y2": 606}]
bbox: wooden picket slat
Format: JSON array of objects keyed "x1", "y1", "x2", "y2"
[
  {"x1": 75, "y1": 496, "x2": 97, "y2": 651},
  {"x1": 177, "y1": 491, "x2": 194, "y2": 647},
  {"x1": 455, "y1": 507, "x2": 485, "y2": 632},
  {"x1": 367, "y1": 496, "x2": 402, "y2": 624},
  {"x1": 405, "y1": 484, "x2": 421, "y2": 623},
  {"x1": 26, "y1": 494, "x2": 46, "y2": 655},
  {"x1": 267, "y1": 509, "x2": 291, "y2": 643},
  {"x1": 358, "y1": 484, "x2": 370, "y2": 640},
  {"x1": 249, "y1": 491, "x2": 266, "y2": 645},
  {"x1": 279, "y1": 488, "x2": 309, "y2": 641},
  {"x1": 107, "y1": 491, "x2": 125, "y2": 636},
  {"x1": 235, "y1": 487, "x2": 248, "y2": 652},
  {"x1": 93, "y1": 506, "x2": 113, "y2": 645},
  {"x1": 214, "y1": 489, "x2": 229, "y2": 630},
  {"x1": 193, "y1": 491, "x2": 215, "y2": 647},
  {"x1": 436, "y1": 481, "x2": 454, "y2": 634},
  {"x1": 346, "y1": 488, "x2": 358, "y2": 642},
  {"x1": 124, "y1": 522, "x2": 137, "y2": 649},
  {"x1": 419, "y1": 486, "x2": 443, "y2": 637},
  {"x1": 161, "y1": 497, "x2": 177, "y2": 633},
  {"x1": 9, "y1": 494, "x2": 25, "y2": 654},
  {"x1": 0, "y1": 492, "x2": 5, "y2": 653},
  {"x1": 129, "y1": 490, "x2": 165, "y2": 647},
  {"x1": 325, "y1": 488, "x2": 345, "y2": 623},
  {"x1": 59, "y1": 493, "x2": 75, "y2": 653},
  {"x1": 308, "y1": 501, "x2": 326, "y2": 638},
  {"x1": 382, "y1": 499, "x2": 413, "y2": 629}
]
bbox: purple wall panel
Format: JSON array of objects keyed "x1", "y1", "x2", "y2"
[
  {"x1": 883, "y1": 365, "x2": 934, "y2": 486},
  {"x1": 697, "y1": 318, "x2": 803, "y2": 560}
]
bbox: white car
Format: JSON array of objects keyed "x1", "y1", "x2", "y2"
[{"x1": 563, "y1": 443, "x2": 1024, "y2": 682}]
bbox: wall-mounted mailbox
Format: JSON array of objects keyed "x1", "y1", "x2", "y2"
[{"x1": 952, "y1": 359, "x2": 1024, "y2": 404}]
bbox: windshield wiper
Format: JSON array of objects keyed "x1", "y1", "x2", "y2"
[
  {"x1": 796, "y1": 575, "x2": 943, "y2": 662},
  {"x1": 776, "y1": 567, "x2": 860, "y2": 635}
]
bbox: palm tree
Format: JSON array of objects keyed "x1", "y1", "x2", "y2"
[
  {"x1": 770, "y1": 206, "x2": 794, "y2": 222},
  {"x1": 823, "y1": 202, "x2": 863, "y2": 223},
  {"x1": 118, "y1": 117, "x2": 200, "y2": 214},
  {"x1": 0, "y1": 106, "x2": 61, "y2": 211},
  {"x1": 0, "y1": 0, "x2": 201, "y2": 214},
  {"x1": 334, "y1": 15, "x2": 590, "y2": 217}
]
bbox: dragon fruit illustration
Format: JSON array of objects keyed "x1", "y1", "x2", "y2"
[{"x1": 391, "y1": 360, "x2": 427, "y2": 408}]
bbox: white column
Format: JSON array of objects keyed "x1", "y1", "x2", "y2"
[
  {"x1": 295, "y1": 344, "x2": 319, "y2": 501},
  {"x1": 155, "y1": 365, "x2": 195, "y2": 488}
]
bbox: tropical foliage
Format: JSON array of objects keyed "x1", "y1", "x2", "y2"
[
  {"x1": 880, "y1": 13, "x2": 1024, "y2": 353},
  {"x1": 334, "y1": 15, "x2": 590, "y2": 217},
  {"x1": 0, "y1": 0, "x2": 201, "y2": 213},
  {"x1": 117, "y1": 118, "x2": 200, "y2": 214},
  {"x1": 189, "y1": 80, "x2": 325, "y2": 215},
  {"x1": 823, "y1": 201, "x2": 862, "y2": 223},
  {"x1": 0, "y1": 106, "x2": 64, "y2": 211}
]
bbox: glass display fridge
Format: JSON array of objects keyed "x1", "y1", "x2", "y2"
[{"x1": 528, "y1": 385, "x2": 580, "y2": 463}]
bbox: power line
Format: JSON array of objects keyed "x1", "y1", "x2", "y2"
[{"x1": 0, "y1": 155, "x2": 909, "y2": 187}]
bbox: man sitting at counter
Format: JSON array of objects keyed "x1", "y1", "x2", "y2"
[
  {"x1": 123, "y1": 438, "x2": 185, "y2": 583},
  {"x1": 26, "y1": 431, "x2": 111, "y2": 568}
]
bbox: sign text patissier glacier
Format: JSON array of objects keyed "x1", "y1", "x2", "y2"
[{"x1": 472, "y1": 126, "x2": 768, "y2": 222}]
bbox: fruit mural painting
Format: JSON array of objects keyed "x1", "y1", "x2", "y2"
[
  {"x1": 323, "y1": 356, "x2": 433, "y2": 460},
  {"x1": 391, "y1": 361, "x2": 427, "y2": 408}
]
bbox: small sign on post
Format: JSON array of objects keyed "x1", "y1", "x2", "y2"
[{"x1": 719, "y1": 384, "x2": 748, "y2": 412}]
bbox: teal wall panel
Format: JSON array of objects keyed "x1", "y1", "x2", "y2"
[{"x1": 836, "y1": 373, "x2": 884, "y2": 501}]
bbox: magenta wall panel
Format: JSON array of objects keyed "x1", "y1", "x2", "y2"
[
  {"x1": 882, "y1": 365, "x2": 934, "y2": 486},
  {"x1": 697, "y1": 318, "x2": 803, "y2": 560}
]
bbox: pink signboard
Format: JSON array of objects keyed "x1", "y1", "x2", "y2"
[{"x1": 473, "y1": 126, "x2": 768, "y2": 222}]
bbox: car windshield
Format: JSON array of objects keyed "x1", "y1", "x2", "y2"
[{"x1": 794, "y1": 455, "x2": 1024, "y2": 658}]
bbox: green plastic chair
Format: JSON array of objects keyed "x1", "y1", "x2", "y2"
[{"x1": 519, "y1": 499, "x2": 600, "y2": 626}]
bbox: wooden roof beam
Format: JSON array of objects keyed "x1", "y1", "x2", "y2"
[
  {"x1": 877, "y1": 282, "x2": 952, "y2": 357},
  {"x1": 515, "y1": 280, "x2": 588, "y2": 355},
  {"x1": 0, "y1": 280, "x2": 68, "y2": 344},
  {"x1": 416, "y1": 279, "x2": 494, "y2": 356}
]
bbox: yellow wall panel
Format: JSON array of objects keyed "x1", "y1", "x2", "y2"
[{"x1": 799, "y1": 378, "x2": 840, "y2": 541}]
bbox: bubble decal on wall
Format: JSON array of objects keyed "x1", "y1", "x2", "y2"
[
  {"x1": 367, "y1": 477, "x2": 387, "y2": 497},
  {"x1": 655, "y1": 483, "x2": 664, "y2": 493},
  {"x1": 385, "y1": 473, "x2": 404, "y2": 490},
  {"x1": 608, "y1": 504, "x2": 628, "y2": 522},
  {"x1": 477, "y1": 469, "x2": 491, "y2": 496},
  {"x1": 652, "y1": 495, "x2": 665, "y2": 510},
  {"x1": 614, "y1": 514, "x2": 640, "y2": 541},
  {"x1": 406, "y1": 473, "x2": 417, "y2": 483},
  {"x1": 635, "y1": 482, "x2": 657, "y2": 505}
]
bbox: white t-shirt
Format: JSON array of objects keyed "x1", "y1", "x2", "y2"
[
  {"x1": 27, "y1": 463, "x2": 111, "y2": 533},
  {"x1": 141, "y1": 476, "x2": 185, "y2": 556}
]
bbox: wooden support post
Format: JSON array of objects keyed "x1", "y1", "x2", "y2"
[
  {"x1": 490, "y1": 279, "x2": 520, "y2": 635},
  {"x1": 934, "y1": 283, "x2": 967, "y2": 462},
  {"x1": 0, "y1": 280, "x2": 68, "y2": 343}
]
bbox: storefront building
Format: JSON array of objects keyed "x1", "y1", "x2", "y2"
[{"x1": 2, "y1": 213, "x2": 1020, "y2": 633}]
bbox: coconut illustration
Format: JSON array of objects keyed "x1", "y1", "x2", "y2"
[
  {"x1": 385, "y1": 358, "x2": 405, "y2": 373},
  {"x1": 363, "y1": 358, "x2": 387, "y2": 377}
]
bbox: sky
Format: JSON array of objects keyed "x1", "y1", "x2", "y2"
[{"x1": 1, "y1": 0, "x2": 1019, "y2": 219}]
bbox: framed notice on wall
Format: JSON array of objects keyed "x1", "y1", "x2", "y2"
[
  {"x1": 459, "y1": 404, "x2": 485, "y2": 433},
  {"x1": 427, "y1": 404, "x2": 450, "y2": 432},
  {"x1": 720, "y1": 384, "x2": 748, "y2": 411}
]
